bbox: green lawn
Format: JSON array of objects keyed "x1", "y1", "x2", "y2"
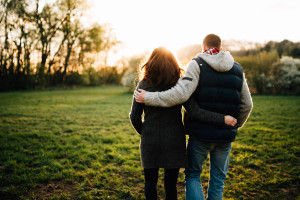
[{"x1": 0, "y1": 86, "x2": 299, "y2": 200}]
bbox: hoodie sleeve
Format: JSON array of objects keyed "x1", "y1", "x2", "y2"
[
  {"x1": 237, "y1": 73, "x2": 253, "y2": 127},
  {"x1": 144, "y1": 60, "x2": 200, "y2": 107}
]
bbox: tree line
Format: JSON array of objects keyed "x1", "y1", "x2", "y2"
[
  {"x1": 234, "y1": 40, "x2": 300, "y2": 94},
  {"x1": 1, "y1": 1, "x2": 299, "y2": 94},
  {"x1": 0, "y1": 0, "x2": 121, "y2": 91}
]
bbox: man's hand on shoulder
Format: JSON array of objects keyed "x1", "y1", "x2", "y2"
[{"x1": 134, "y1": 89, "x2": 146, "y2": 103}]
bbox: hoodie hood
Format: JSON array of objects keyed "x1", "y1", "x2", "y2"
[{"x1": 196, "y1": 51, "x2": 234, "y2": 72}]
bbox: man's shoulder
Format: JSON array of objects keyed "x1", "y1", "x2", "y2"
[
  {"x1": 233, "y1": 61, "x2": 242, "y2": 68},
  {"x1": 192, "y1": 56, "x2": 205, "y2": 67},
  {"x1": 186, "y1": 59, "x2": 201, "y2": 73},
  {"x1": 233, "y1": 61, "x2": 244, "y2": 72}
]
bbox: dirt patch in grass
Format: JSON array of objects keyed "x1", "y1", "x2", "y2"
[
  {"x1": 177, "y1": 181, "x2": 186, "y2": 198},
  {"x1": 29, "y1": 181, "x2": 78, "y2": 199},
  {"x1": 280, "y1": 182, "x2": 299, "y2": 198}
]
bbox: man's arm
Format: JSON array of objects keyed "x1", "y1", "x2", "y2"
[
  {"x1": 135, "y1": 60, "x2": 200, "y2": 107},
  {"x1": 183, "y1": 97, "x2": 237, "y2": 127},
  {"x1": 237, "y1": 73, "x2": 253, "y2": 127}
]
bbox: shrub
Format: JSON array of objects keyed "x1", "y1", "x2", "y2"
[
  {"x1": 235, "y1": 51, "x2": 279, "y2": 94},
  {"x1": 122, "y1": 71, "x2": 138, "y2": 92},
  {"x1": 65, "y1": 72, "x2": 83, "y2": 85},
  {"x1": 272, "y1": 56, "x2": 300, "y2": 94},
  {"x1": 121, "y1": 54, "x2": 147, "y2": 91}
]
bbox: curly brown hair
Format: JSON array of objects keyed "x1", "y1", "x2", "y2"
[{"x1": 140, "y1": 47, "x2": 184, "y2": 90}]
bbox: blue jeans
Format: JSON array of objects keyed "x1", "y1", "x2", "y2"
[{"x1": 185, "y1": 137, "x2": 231, "y2": 200}]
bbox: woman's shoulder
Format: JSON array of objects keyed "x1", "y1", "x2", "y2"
[
  {"x1": 137, "y1": 79, "x2": 162, "y2": 92},
  {"x1": 137, "y1": 79, "x2": 152, "y2": 89}
]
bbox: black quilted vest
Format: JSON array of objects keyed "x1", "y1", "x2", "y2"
[{"x1": 185, "y1": 57, "x2": 243, "y2": 143}]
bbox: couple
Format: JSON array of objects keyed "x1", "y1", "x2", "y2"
[{"x1": 130, "y1": 34, "x2": 253, "y2": 200}]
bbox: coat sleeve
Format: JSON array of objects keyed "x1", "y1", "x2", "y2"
[
  {"x1": 129, "y1": 82, "x2": 144, "y2": 134},
  {"x1": 183, "y1": 97, "x2": 224, "y2": 125},
  {"x1": 144, "y1": 60, "x2": 200, "y2": 107}
]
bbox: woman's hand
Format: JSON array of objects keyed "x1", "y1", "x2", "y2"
[{"x1": 225, "y1": 115, "x2": 237, "y2": 127}]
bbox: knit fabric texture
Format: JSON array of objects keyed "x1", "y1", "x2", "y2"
[{"x1": 129, "y1": 80, "x2": 226, "y2": 168}]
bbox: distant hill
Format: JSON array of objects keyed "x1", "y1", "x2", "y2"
[
  {"x1": 261, "y1": 39, "x2": 300, "y2": 57},
  {"x1": 176, "y1": 44, "x2": 202, "y2": 64},
  {"x1": 175, "y1": 40, "x2": 262, "y2": 63},
  {"x1": 175, "y1": 39, "x2": 300, "y2": 63}
]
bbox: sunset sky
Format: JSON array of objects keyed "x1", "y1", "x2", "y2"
[{"x1": 88, "y1": 0, "x2": 299, "y2": 63}]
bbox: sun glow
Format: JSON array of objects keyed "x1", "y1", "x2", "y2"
[{"x1": 87, "y1": 0, "x2": 299, "y2": 65}]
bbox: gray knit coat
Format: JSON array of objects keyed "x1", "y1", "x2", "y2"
[{"x1": 130, "y1": 80, "x2": 225, "y2": 169}]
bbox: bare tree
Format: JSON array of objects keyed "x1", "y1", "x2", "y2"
[
  {"x1": 59, "y1": 0, "x2": 85, "y2": 81},
  {"x1": 0, "y1": 0, "x2": 15, "y2": 77},
  {"x1": 31, "y1": 0, "x2": 67, "y2": 83},
  {"x1": 100, "y1": 23, "x2": 120, "y2": 67}
]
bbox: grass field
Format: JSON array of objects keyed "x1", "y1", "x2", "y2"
[{"x1": 0, "y1": 86, "x2": 299, "y2": 200}]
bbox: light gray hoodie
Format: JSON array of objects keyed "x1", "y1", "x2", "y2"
[{"x1": 144, "y1": 51, "x2": 253, "y2": 128}]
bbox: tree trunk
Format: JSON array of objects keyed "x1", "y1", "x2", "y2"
[
  {"x1": 24, "y1": 47, "x2": 30, "y2": 76},
  {"x1": 1, "y1": 11, "x2": 9, "y2": 76},
  {"x1": 16, "y1": 41, "x2": 22, "y2": 74},
  {"x1": 48, "y1": 36, "x2": 67, "y2": 73},
  {"x1": 8, "y1": 51, "x2": 14, "y2": 75},
  {"x1": 39, "y1": 47, "x2": 48, "y2": 83},
  {"x1": 0, "y1": 51, "x2": 4, "y2": 76},
  {"x1": 40, "y1": 52, "x2": 47, "y2": 73},
  {"x1": 62, "y1": 40, "x2": 74, "y2": 82}
]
